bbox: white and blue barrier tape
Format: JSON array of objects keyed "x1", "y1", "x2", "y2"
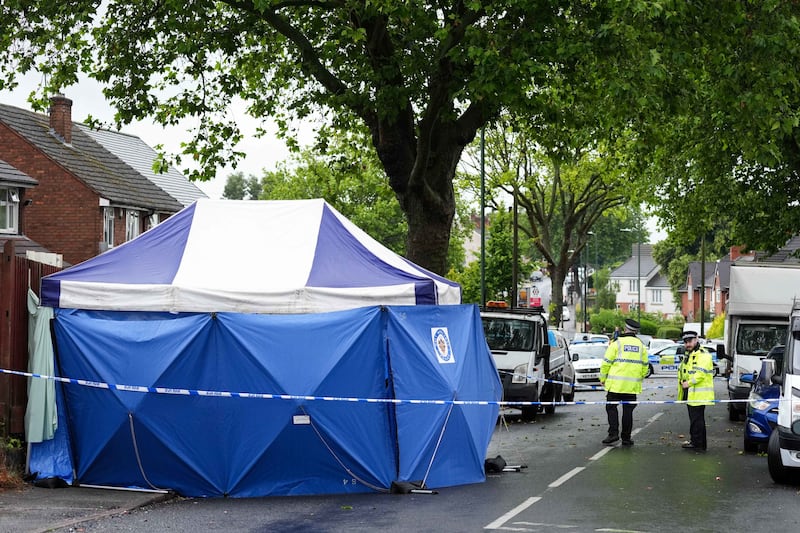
[
  {"x1": 1, "y1": 367, "x2": 751, "y2": 407},
  {"x1": 497, "y1": 370, "x2": 728, "y2": 392}
]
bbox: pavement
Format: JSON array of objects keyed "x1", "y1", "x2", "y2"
[{"x1": 0, "y1": 483, "x2": 174, "y2": 533}]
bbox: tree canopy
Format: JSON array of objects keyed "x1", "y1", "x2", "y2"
[
  {"x1": 0, "y1": 0, "x2": 676, "y2": 275},
  {"x1": 459, "y1": 119, "x2": 647, "y2": 322},
  {"x1": 3, "y1": 2, "x2": 799, "y2": 274}
]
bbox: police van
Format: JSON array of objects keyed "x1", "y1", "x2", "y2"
[{"x1": 480, "y1": 301, "x2": 571, "y2": 421}]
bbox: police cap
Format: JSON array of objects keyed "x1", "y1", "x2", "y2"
[
  {"x1": 624, "y1": 318, "x2": 641, "y2": 332},
  {"x1": 682, "y1": 330, "x2": 699, "y2": 341}
]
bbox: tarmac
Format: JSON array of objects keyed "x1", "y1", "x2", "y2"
[{"x1": 0, "y1": 483, "x2": 174, "y2": 533}]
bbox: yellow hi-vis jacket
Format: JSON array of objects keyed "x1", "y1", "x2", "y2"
[
  {"x1": 678, "y1": 345, "x2": 715, "y2": 406},
  {"x1": 600, "y1": 334, "x2": 649, "y2": 394}
]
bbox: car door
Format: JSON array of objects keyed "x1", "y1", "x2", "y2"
[
  {"x1": 548, "y1": 330, "x2": 567, "y2": 373},
  {"x1": 656, "y1": 346, "x2": 681, "y2": 374}
]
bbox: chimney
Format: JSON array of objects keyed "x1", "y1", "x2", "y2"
[
  {"x1": 49, "y1": 93, "x2": 73, "y2": 144},
  {"x1": 729, "y1": 245, "x2": 756, "y2": 261}
]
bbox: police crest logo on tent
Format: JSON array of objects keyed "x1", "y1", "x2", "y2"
[{"x1": 432, "y1": 327, "x2": 455, "y2": 364}]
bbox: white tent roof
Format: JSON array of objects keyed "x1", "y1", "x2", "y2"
[{"x1": 41, "y1": 199, "x2": 461, "y2": 313}]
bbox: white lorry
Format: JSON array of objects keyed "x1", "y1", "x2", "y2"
[
  {"x1": 767, "y1": 299, "x2": 800, "y2": 483},
  {"x1": 720, "y1": 263, "x2": 797, "y2": 421}
]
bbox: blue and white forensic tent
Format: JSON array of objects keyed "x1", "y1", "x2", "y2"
[{"x1": 29, "y1": 199, "x2": 502, "y2": 497}]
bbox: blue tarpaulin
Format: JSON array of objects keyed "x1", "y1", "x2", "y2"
[{"x1": 31, "y1": 305, "x2": 499, "y2": 497}]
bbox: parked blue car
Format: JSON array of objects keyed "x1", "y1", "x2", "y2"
[{"x1": 742, "y1": 345, "x2": 784, "y2": 453}]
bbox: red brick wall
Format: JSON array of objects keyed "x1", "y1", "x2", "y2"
[{"x1": 0, "y1": 122, "x2": 102, "y2": 265}]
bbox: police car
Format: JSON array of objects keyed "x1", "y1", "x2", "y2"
[
  {"x1": 569, "y1": 341, "x2": 608, "y2": 386},
  {"x1": 647, "y1": 343, "x2": 719, "y2": 377}
]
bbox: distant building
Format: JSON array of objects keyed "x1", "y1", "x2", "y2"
[{"x1": 609, "y1": 243, "x2": 680, "y2": 318}]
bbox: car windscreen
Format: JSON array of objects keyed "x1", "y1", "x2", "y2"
[
  {"x1": 571, "y1": 344, "x2": 607, "y2": 359},
  {"x1": 736, "y1": 324, "x2": 788, "y2": 356},
  {"x1": 482, "y1": 318, "x2": 537, "y2": 351}
]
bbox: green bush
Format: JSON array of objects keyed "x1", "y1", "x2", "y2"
[
  {"x1": 706, "y1": 313, "x2": 725, "y2": 339},
  {"x1": 639, "y1": 318, "x2": 658, "y2": 336},
  {"x1": 590, "y1": 309, "x2": 625, "y2": 334},
  {"x1": 656, "y1": 326, "x2": 682, "y2": 340},
  {"x1": 589, "y1": 310, "x2": 675, "y2": 337}
]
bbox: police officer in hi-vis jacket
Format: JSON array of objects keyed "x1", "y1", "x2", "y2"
[
  {"x1": 678, "y1": 330, "x2": 715, "y2": 450},
  {"x1": 599, "y1": 318, "x2": 649, "y2": 446}
]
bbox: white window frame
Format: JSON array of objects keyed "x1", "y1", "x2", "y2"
[
  {"x1": 103, "y1": 207, "x2": 115, "y2": 248},
  {"x1": 652, "y1": 289, "x2": 662, "y2": 303},
  {"x1": 0, "y1": 186, "x2": 20, "y2": 234},
  {"x1": 146, "y1": 212, "x2": 159, "y2": 231},
  {"x1": 126, "y1": 209, "x2": 140, "y2": 241}
]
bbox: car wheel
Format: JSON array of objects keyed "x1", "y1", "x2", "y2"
[
  {"x1": 645, "y1": 364, "x2": 654, "y2": 378},
  {"x1": 728, "y1": 403, "x2": 741, "y2": 422},
  {"x1": 743, "y1": 434, "x2": 759, "y2": 454},
  {"x1": 768, "y1": 430, "x2": 795, "y2": 485}
]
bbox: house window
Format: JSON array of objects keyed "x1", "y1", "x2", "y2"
[
  {"x1": 126, "y1": 210, "x2": 140, "y2": 241},
  {"x1": 146, "y1": 212, "x2": 159, "y2": 231},
  {"x1": 629, "y1": 279, "x2": 638, "y2": 292},
  {"x1": 652, "y1": 289, "x2": 662, "y2": 303},
  {"x1": 103, "y1": 207, "x2": 115, "y2": 248},
  {"x1": 0, "y1": 187, "x2": 20, "y2": 234}
]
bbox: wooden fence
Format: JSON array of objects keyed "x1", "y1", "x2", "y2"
[{"x1": 0, "y1": 240, "x2": 61, "y2": 438}]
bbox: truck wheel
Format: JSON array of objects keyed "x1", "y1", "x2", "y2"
[
  {"x1": 520, "y1": 405, "x2": 537, "y2": 422},
  {"x1": 544, "y1": 390, "x2": 559, "y2": 414},
  {"x1": 768, "y1": 431, "x2": 794, "y2": 485},
  {"x1": 562, "y1": 377, "x2": 576, "y2": 402}
]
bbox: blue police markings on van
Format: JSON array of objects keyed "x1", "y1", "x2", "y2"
[{"x1": 432, "y1": 327, "x2": 455, "y2": 364}]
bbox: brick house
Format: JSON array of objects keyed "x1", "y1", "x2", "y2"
[
  {"x1": 678, "y1": 260, "x2": 717, "y2": 321},
  {"x1": 0, "y1": 94, "x2": 206, "y2": 266},
  {"x1": 1, "y1": 95, "x2": 205, "y2": 437}
]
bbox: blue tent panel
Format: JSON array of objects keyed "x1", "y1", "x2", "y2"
[
  {"x1": 30, "y1": 305, "x2": 499, "y2": 496},
  {"x1": 386, "y1": 305, "x2": 501, "y2": 487}
]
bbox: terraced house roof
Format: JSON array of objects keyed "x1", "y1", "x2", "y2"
[{"x1": 0, "y1": 102, "x2": 186, "y2": 213}]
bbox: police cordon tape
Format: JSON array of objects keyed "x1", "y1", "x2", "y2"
[
  {"x1": 498, "y1": 370, "x2": 728, "y2": 393},
  {"x1": 1, "y1": 367, "x2": 751, "y2": 407}
]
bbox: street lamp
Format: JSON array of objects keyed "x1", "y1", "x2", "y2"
[
  {"x1": 586, "y1": 231, "x2": 595, "y2": 329},
  {"x1": 637, "y1": 240, "x2": 641, "y2": 322},
  {"x1": 620, "y1": 229, "x2": 641, "y2": 321},
  {"x1": 583, "y1": 246, "x2": 588, "y2": 331},
  {"x1": 479, "y1": 126, "x2": 485, "y2": 306}
]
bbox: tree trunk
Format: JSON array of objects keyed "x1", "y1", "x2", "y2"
[
  {"x1": 372, "y1": 115, "x2": 471, "y2": 275},
  {"x1": 404, "y1": 194, "x2": 453, "y2": 275}
]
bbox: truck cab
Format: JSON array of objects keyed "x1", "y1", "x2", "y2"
[{"x1": 480, "y1": 302, "x2": 566, "y2": 421}]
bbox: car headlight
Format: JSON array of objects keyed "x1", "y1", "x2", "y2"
[
  {"x1": 512, "y1": 363, "x2": 529, "y2": 384},
  {"x1": 749, "y1": 395, "x2": 771, "y2": 411},
  {"x1": 736, "y1": 366, "x2": 752, "y2": 384}
]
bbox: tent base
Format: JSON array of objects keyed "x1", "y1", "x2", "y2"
[{"x1": 390, "y1": 480, "x2": 437, "y2": 495}]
